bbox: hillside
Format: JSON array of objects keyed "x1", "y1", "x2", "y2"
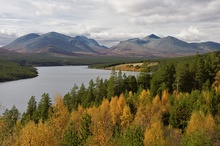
[{"x1": 0, "y1": 60, "x2": 38, "y2": 82}]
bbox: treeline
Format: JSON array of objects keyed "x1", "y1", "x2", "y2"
[
  {"x1": 0, "y1": 52, "x2": 146, "y2": 67},
  {"x1": 0, "y1": 52, "x2": 220, "y2": 145},
  {"x1": 0, "y1": 60, "x2": 38, "y2": 82},
  {"x1": 151, "y1": 52, "x2": 220, "y2": 95}
]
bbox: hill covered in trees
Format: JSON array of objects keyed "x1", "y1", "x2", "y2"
[
  {"x1": 0, "y1": 52, "x2": 220, "y2": 145},
  {"x1": 0, "y1": 60, "x2": 38, "y2": 82}
]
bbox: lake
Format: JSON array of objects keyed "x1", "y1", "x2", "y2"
[{"x1": 0, "y1": 66, "x2": 138, "y2": 114}]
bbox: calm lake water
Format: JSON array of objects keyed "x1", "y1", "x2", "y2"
[{"x1": 0, "y1": 66, "x2": 138, "y2": 114}]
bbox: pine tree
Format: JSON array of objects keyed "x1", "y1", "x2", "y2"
[
  {"x1": 94, "y1": 77, "x2": 107, "y2": 106},
  {"x1": 195, "y1": 55, "x2": 206, "y2": 90},
  {"x1": 64, "y1": 84, "x2": 79, "y2": 112},
  {"x1": 80, "y1": 113, "x2": 92, "y2": 144},
  {"x1": 3, "y1": 105, "x2": 20, "y2": 130},
  {"x1": 150, "y1": 62, "x2": 175, "y2": 96},
  {"x1": 21, "y1": 96, "x2": 37, "y2": 124},
  {"x1": 64, "y1": 84, "x2": 80, "y2": 111},
  {"x1": 107, "y1": 67, "x2": 117, "y2": 100},
  {"x1": 119, "y1": 126, "x2": 144, "y2": 146},
  {"x1": 213, "y1": 70, "x2": 220, "y2": 89},
  {"x1": 127, "y1": 75, "x2": 138, "y2": 93},
  {"x1": 175, "y1": 62, "x2": 194, "y2": 92},
  {"x1": 37, "y1": 93, "x2": 51, "y2": 122},
  {"x1": 62, "y1": 122, "x2": 79, "y2": 146},
  {"x1": 1, "y1": 105, "x2": 20, "y2": 144},
  {"x1": 83, "y1": 79, "x2": 95, "y2": 108},
  {"x1": 137, "y1": 61, "x2": 151, "y2": 90}
]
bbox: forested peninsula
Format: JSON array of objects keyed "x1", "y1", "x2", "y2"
[
  {"x1": 0, "y1": 60, "x2": 38, "y2": 82},
  {"x1": 0, "y1": 52, "x2": 220, "y2": 145}
]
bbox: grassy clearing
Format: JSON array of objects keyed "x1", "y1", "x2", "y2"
[{"x1": 104, "y1": 62, "x2": 159, "y2": 72}]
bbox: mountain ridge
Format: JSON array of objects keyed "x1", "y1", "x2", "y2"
[
  {"x1": 1, "y1": 32, "x2": 220, "y2": 57},
  {"x1": 1, "y1": 32, "x2": 107, "y2": 56},
  {"x1": 105, "y1": 34, "x2": 220, "y2": 57}
]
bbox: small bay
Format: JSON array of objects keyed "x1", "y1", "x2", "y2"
[{"x1": 0, "y1": 66, "x2": 138, "y2": 114}]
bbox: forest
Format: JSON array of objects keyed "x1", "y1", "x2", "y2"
[
  {"x1": 0, "y1": 52, "x2": 220, "y2": 145},
  {"x1": 0, "y1": 60, "x2": 38, "y2": 82}
]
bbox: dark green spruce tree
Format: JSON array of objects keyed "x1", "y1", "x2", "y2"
[
  {"x1": 150, "y1": 62, "x2": 175, "y2": 96},
  {"x1": 62, "y1": 122, "x2": 80, "y2": 146},
  {"x1": 175, "y1": 62, "x2": 194, "y2": 93},
  {"x1": 36, "y1": 93, "x2": 51, "y2": 122},
  {"x1": 21, "y1": 96, "x2": 38, "y2": 124},
  {"x1": 82, "y1": 79, "x2": 95, "y2": 108},
  {"x1": 195, "y1": 55, "x2": 206, "y2": 90},
  {"x1": 137, "y1": 62, "x2": 151, "y2": 90},
  {"x1": 64, "y1": 84, "x2": 79, "y2": 112},
  {"x1": 94, "y1": 77, "x2": 107, "y2": 106},
  {"x1": 107, "y1": 67, "x2": 117, "y2": 100},
  {"x1": 80, "y1": 113, "x2": 92, "y2": 145},
  {"x1": 2, "y1": 105, "x2": 20, "y2": 136}
]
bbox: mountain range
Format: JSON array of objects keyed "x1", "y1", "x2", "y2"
[
  {"x1": 1, "y1": 32, "x2": 107, "y2": 56},
  {"x1": 1, "y1": 32, "x2": 220, "y2": 57}
]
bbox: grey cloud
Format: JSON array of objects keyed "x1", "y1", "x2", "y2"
[
  {"x1": 0, "y1": 33, "x2": 17, "y2": 46},
  {"x1": 0, "y1": 0, "x2": 219, "y2": 46},
  {"x1": 107, "y1": 0, "x2": 220, "y2": 24}
]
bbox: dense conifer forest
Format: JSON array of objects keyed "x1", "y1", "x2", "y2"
[
  {"x1": 0, "y1": 52, "x2": 220, "y2": 145},
  {"x1": 0, "y1": 60, "x2": 38, "y2": 82}
]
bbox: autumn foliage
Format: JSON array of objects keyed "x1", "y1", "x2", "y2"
[
  {"x1": 0, "y1": 52, "x2": 220, "y2": 145},
  {"x1": 0, "y1": 86, "x2": 219, "y2": 146}
]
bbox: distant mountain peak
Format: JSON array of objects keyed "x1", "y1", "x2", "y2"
[
  {"x1": 166, "y1": 36, "x2": 176, "y2": 39},
  {"x1": 12, "y1": 33, "x2": 40, "y2": 44},
  {"x1": 44, "y1": 32, "x2": 70, "y2": 38},
  {"x1": 22, "y1": 33, "x2": 40, "y2": 38},
  {"x1": 71, "y1": 35, "x2": 104, "y2": 48},
  {"x1": 142, "y1": 34, "x2": 160, "y2": 41},
  {"x1": 163, "y1": 36, "x2": 185, "y2": 43},
  {"x1": 146, "y1": 34, "x2": 160, "y2": 39},
  {"x1": 45, "y1": 31, "x2": 61, "y2": 35},
  {"x1": 74, "y1": 35, "x2": 88, "y2": 40}
]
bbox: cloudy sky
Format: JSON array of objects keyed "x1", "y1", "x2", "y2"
[{"x1": 0, "y1": 0, "x2": 220, "y2": 47}]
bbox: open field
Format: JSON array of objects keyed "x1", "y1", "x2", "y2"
[{"x1": 104, "y1": 62, "x2": 159, "y2": 72}]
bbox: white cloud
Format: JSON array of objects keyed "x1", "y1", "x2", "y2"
[
  {"x1": 0, "y1": 28, "x2": 18, "y2": 36},
  {"x1": 176, "y1": 26, "x2": 207, "y2": 42},
  {"x1": 30, "y1": 1, "x2": 71, "y2": 16}
]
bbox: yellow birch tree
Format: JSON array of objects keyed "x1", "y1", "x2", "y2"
[
  {"x1": 49, "y1": 95, "x2": 69, "y2": 145},
  {"x1": 144, "y1": 117, "x2": 165, "y2": 146}
]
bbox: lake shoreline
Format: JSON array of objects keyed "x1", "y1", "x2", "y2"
[{"x1": 0, "y1": 66, "x2": 138, "y2": 114}]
